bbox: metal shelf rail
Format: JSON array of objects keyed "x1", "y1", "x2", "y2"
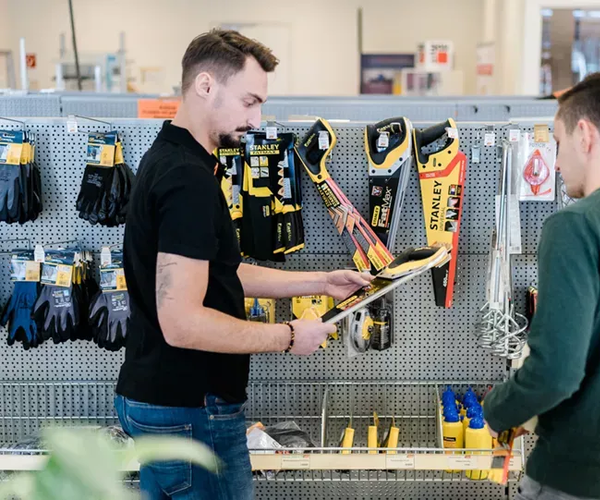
[{"x1": 0, "y1": 381, "x2": 522, "y2": 483}]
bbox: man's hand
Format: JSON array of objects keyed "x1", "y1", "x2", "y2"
[
  {"x1": 485, "y1": 421, "x2": 530, "y2": 440},
  {"x1": 288, "y1": 318, "x2": 336, "y2": 355},
  {"x1": 324, "y1": 270, "x2": 374, "y2": 300}
]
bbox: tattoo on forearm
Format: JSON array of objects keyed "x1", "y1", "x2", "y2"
[{"x1": 156, "y1": 255, "x2": 177, "y2": 308}]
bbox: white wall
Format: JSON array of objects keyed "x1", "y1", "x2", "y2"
[
  {"x1": 360, "y1": 0, "x2": 484, "y2": 94},
  {"x1": 2, "y1": 0, "x2": 360, "y2": 95},
  {"x1": 520, "y1": 0, "x2": 600, "y2": 95},
  {"x1": 0, "y1": 0, "x2": 496, "y2": 96}
]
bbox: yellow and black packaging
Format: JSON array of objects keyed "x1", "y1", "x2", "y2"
[
  {"x1": 296, "y1": 118, "x2": 394, "y2": 272},
  {"x1": 292, "y1": 295, "x2": 337, "y2": 347},
  {"x1": 413, "y1": 118, "x2": 467, "y2": 308},
  {"x1": 242, "y1": 132, "x2": 303, "y2": 261},
  {"x1": 365, "y1": 117, "x2": 414, "y2": 249},
  {"x1": 217, "y1": 147, "x2": 244, "y2": 249}
]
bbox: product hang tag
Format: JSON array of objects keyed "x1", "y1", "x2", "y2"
[
  {"x1": 266, "y1": 125, "x2": 278, "y2": 140},
  {"x1": 446, "y1": 127, "x2": 459, "y2": 139},
  {"x1": 484, "y1": 132, "x2": 496, "y2": 147},
  {"x1": 34, "y1": 245, "x2": 45, "y2": 263},
  {"x1": 509, "y1": 129, "x2": 521, "y2": 142},
  {"x1": 66, "y1": 115, "x2": 78, "y2": 134},
  {"x1": 377, "y1": 131, "x2": 389, "y2": 149},
  {"x1": 100, "y1": 247, "x2": 112, "y2": 267},
  {"x1": 318, "y1": 130, "x2": 330, "y2": 150},
  {"x1": 471, "y1": 145, "x2": 481, "y2": 164},
  {"x1": 55, "y1": 264, "x2": 73, "y2": 287},
  {"x1": 534, "y1": 124, "x2": 550, "y2": 143}
]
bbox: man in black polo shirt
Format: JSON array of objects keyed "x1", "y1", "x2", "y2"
[{"x1": 114, "y1": 30, "x2": 371, "y2": 499}]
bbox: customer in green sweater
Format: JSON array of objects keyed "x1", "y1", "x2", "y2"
[{"x1": 484, "y1": 73, "x2": 600, "y2": 500}]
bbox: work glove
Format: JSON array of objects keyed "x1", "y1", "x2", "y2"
[
  {"x1": 72, "y1": 275, "x2": 100, "y2": 341},
  {"x1": 115, "y1": 162, "x2": 135, "y2": 225},
  {"x1": 0, "y1": 281, "x2": 42, "y2": 349},
  {"x1": 33, "y1": 284, "x2": 80, "y2": 344},
  {"x1": 0, "y1": 163, "x2": 22, "y2": 223},
  {"x1": 89, "y1": 290, "x2": 130, "y2": 351},
  {"x1": 76, "y1": 165, "x2": 115, "y2": 225}
]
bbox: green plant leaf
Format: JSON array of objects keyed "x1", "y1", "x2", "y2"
[
  {"x1": 0, "y1": 473, "x2": 35, "y2": 499},
  {"x1": 0, "y1": 428, "x2": 218, "y2": 500}
]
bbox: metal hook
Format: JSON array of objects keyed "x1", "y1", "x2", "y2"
[
  {"x1": 0, "y1": 116, "x2": 26, "y2": 130},
  {"x1": 266, "y1": 120, "x2": 286, "y2": 129},
  {"x1": 42, "y1": 239, "x2": 83, "y2": 251},
  {"x1": 71, "y1": 114, "x2": 114, "y2": 129},
  {"x1": 0, "y1": 237, "x2": 31, "y2": 254}
]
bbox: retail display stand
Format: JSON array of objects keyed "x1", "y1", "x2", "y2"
[{"x1": 0, "y1": 117, "x2": 556, "y2": 500}]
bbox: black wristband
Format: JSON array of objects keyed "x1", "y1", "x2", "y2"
[{"x1": 283, "y1": 321, "x2": 295, "y2": 353}]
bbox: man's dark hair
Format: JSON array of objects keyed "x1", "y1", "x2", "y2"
[
  {"x1": 557, "y1": 72, "x2": 600, "y2": 133},
  {"x1": 181, "y1": 29, "x2": 279, "y2": 93}
]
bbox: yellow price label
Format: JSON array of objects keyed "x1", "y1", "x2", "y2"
[
  {"x1": 98, "y1": 144, "x2": 116, "y2": 167},
  {"x1": 534, "y1": 124, "x2": 550, "y2": 143},
  {"x1": 6, "y1": 143, "x2": 23, "y2": 165},
  {"x1": 116, "y1": 271, "x2": 127, "y2": 291},
  {"x1": 25, "y1": 261, "x2": 40, "y2": 282},
  {"x1": 115, "y1": 143, "x2": 124, "y2": 165},
  {"x1": 55, "y1": 264, "x2": 73, "y2": 287}
]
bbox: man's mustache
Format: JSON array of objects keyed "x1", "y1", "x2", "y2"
[{"x1": 235, "y1": 127, "x2": 252, "y2": 133}]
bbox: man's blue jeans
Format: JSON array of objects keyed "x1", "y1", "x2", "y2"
[{"x1": 115, "y1": 394, "x2": 253, "y2": 499}]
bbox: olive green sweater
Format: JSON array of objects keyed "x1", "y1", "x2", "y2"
[{"x1": 484, "y1": 189, "x2": 600, "y2": 499}]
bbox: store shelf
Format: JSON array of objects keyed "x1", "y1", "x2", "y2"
[{"x1": 0, "y1": 380, "x2": 523, "y2": 482}]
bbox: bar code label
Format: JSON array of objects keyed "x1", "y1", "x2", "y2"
[
  {"x1": 447, "y1": 455, "x2": 475, "y2": 468},
  {"x1": 484, "y1": 132, "x2": 496, "y2": 147},
  {"x1": 266, "y1": 126, "x2": 278, "y2": 140},
  {"x1": 281, "y1": 455, "x2": 311, "y2": 469},
  {"x1": 446, "y1": 127, "x2": 459, "y2": 139},
  {"x1": 386, "y1": 454, "x2": 415, "y2": 469}
]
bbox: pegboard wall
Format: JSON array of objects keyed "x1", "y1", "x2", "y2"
[
  {"x1": 0, "y1": 117, "x2": 557, "y2": 500},
  {"x1": 0, "y1": 119, "x2": 556, "y2": 384}
]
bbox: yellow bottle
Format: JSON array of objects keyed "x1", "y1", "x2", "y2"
[
  {"x1": 442, "y1": 408, "x2": 464, "y2": 473},
  {"x1": 340, "y1": 426, "x2": 355, "y2": 455},
  {"x1": 465, "y1": 416, "x2": 492, "y2": 480},
  {"x1": 367, "y1": 412, "x2": 379, "y2": 455}
]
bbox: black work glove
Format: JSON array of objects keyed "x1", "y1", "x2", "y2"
[
  {"x1": 33, "y1": 284, "x2": 80, "y2": 344},
  {"x1": 89, "y1": 290, "x2": 130, "y2": 351},
  {"x1": 0, "y1": 163, "x2": 22, "y2": 223},
  {"x1": 76, "y1": 165, "x2": 115, "y2": 224}
]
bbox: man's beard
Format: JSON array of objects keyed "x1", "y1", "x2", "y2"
[{"x1": 218, "y1": 128, "x2": 252, "y2": 149}]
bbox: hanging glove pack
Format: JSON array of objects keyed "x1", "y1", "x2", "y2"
[
  {"x1": 0, "y1": 130, "x2": 42, "y2": 224},
  {"x1": 0, "y1": 250, "x2": 42, "y2": 349},
  {"x1": 76, "y1": 132, "x2": 135, "y2": 226},
  {"x1": 88, "y1": 248, "x2": 130, "y2": 351}
]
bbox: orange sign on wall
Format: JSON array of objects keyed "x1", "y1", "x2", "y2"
[
  {"x1": 26, "y1": 54, "x2": 36, "y2": 69},
  {"x1": 137, "y1": 99, "x2": 181, "y2": 119}
]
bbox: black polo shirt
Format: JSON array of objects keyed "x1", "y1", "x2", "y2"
[{"x1": 116, "y1": 121, "x2": 248, "y2": 407}]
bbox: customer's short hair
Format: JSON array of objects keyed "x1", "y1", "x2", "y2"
[
  {"x1": 557, "y1": 73, "x2": 600, "y2": 133},
  {"x1": 181, "y1": 29, "x2": 279, "y2": 93}
]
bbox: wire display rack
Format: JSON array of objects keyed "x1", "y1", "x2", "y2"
[{"x1": 0, "y1": 381, "x2": 523, "y2": 483}]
